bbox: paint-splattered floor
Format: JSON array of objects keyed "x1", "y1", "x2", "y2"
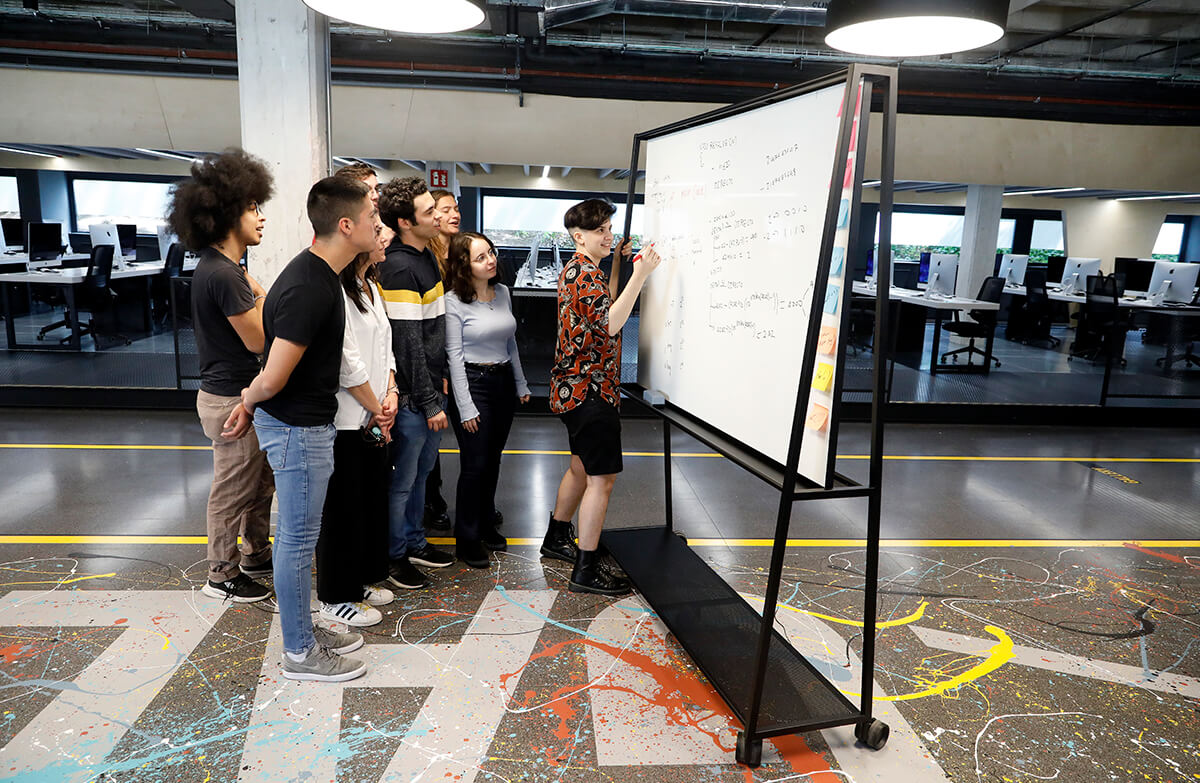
[
  {"x1": 1, "y1": 543, "x2": 1197, "y2": 782},
  {"x1": 0, "y1": 410, "x2": 1198, "y2": 781}
]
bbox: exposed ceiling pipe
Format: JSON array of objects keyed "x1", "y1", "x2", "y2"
[
  {"x1": 990, "y1": 0, "x2": 1157, "y2": 62},
  {"x1": 542, "y1": 0, "x2": 827, "y2": 30}
]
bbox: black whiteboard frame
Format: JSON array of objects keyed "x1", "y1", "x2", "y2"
[{"x1": 611, "y1": 64, "x2": 899, "y2": 765}]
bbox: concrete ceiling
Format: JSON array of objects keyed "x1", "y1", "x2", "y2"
[{"x1": 0, "y1": 0, "x2": 1197, "y2": 124}]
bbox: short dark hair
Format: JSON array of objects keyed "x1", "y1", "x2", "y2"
[
  {"x1": 307, "y1": 176, "x2": 371, "y2": 238},
  {"x1": 445, "y1": 232, "x2": 497, "y2": 304},
  {"x1": 378, "y1": 176, "x2": 428, "y2": 233},
  {"x1": 166, "y1": 148, "x2": 274, "y2": 250},
  {"x1": 429, "y1": 188, "x2": 454, "y2": 204},
  {"x1": 335, "y1": 162, "x2": 377, "y2": 182},
  {"x1": 563, "y1": 198, "x2": 616, "y2": 234}
]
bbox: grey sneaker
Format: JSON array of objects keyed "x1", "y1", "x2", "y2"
[
  {"x1": 312, "y1": 624, "x2": 364, "y2": 655},
  {"x1": 281, "y1": 645, "x2": 366, "y2": 682}
]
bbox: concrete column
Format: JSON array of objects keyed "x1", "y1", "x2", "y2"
[
  {"x1": 235, "y1": 0, "x2": 331, "y2": 286},
  {"x1": 958, "y1": 184, "x2": 1003, "y2": 299}
]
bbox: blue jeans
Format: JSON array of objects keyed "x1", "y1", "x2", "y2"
[
  {"x1": 389, "y1": 404, "x2": 443, "y2": 560},
  {"x1": 254, "y1": 408, "x2": 335, "y2": 656}
]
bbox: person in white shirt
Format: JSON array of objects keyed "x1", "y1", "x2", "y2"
[
  {"x1": 315, "y1": 221, "x2": 400, "y2": 626},
  {"x1": 444, "y1": 232, "x2": 531, "y2": 568}
]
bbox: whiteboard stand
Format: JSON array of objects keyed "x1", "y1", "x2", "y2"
[{"x1": 602, "y1": 64, "x2": 899, "y2": 767}]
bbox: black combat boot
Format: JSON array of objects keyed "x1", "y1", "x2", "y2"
[
  {"x1": 568, "y1": 549, "x2": 632, "y2": 596},
  {"x1": 539, "y1": 514, "x2": 578, "y2": 564}
]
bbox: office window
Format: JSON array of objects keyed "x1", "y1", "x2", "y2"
[
  {"x1": 482, "y1": 195, "x2": 642, "y2": 248},
  {"x1": 1152, "y1": 220, "x2": 1184, "y2": 261},
  {"x1": 1029, "y1": 218, "x2": 1064, "y2": 262},
  {"x1": 73, "y1": 178, "x2": 173, "y2": 234},
  {"x1": 874, "y1": 211, "x2": 964, "y2": 260},
  {"x1": 0, "y1": 176, "x2": 18, "y2": 219},
  {"x1": 996, "y1": 218, "x2": 1016, "y2": 253}
]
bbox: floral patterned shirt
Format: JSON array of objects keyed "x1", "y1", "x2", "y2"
[{"x1": 550, "y1": 253, "x2": 621, "y2": 413}]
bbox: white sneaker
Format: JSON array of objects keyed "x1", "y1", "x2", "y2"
[
  {"x1": 319, "y1": 601, "x2": 382, "y2": 627},
  {"x1": 362, "y1": 584, "x2": 394, "y2": 606}
]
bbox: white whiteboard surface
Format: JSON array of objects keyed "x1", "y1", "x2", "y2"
[{"x1": 637, "y1": 83, "x2": 848, "y2": 482}]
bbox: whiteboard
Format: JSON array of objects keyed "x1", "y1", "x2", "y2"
[{"x1": 637, "y1": 82, "x2": 853, "y2": 484}]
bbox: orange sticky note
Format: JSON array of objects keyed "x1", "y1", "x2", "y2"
[
  {"x1": 818, "y1": 326, "x2": 837, "y2": 355},
  {"x1": 813, "y1": 363, "x2": 834, "y2": 392},
  {"x1": 805, "y1": 404, "x2": 830, "y2": 432}
]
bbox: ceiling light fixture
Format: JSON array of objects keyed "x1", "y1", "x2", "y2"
[
  {"x1": 0, "y1": 145, "x2": 59, "y2": 159},
  {"x1": 862, "y1": 180, "x2": 882, "y2": 188},
  {"x1": 1003, "y1": 187, "x2": 1085, "y2": 197},
  {"x1": 136, "y1": 147, "x2": 199, "y2": 163},
  {"x1": 1115, "y1": 193, "x2": 1200, "y2": 202},
  {"x1": 542, "y1": 166, "x2": 551, "y2": 178},
  {"x1": 302, "y1": 0, "x2": 484, "y2": 34},
  {"x1": 825, "y1": 0, "x2": 1009, "y2": 58}
]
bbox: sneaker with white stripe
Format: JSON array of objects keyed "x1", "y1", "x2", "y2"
[{"x1": 319, "y1": 601, "x2": 382, "y2": 627}]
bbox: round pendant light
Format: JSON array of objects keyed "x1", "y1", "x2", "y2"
[
  {"x1": 825, "y1": 0, "x2": 1009, "y2": 58},
  {"x1": 303, "y1": 0, "x2": 485, "y2": 35}
]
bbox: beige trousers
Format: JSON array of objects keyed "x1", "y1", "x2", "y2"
[{"x1": 196, "y1": 389, "x2": 274, "y2": 582}]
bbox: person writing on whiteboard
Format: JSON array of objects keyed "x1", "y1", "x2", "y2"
[{"x1": 543, "y1": 198, "x2": 661, "y2": 595}]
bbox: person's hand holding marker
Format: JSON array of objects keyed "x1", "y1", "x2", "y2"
[{"x1": 631, "y1": 242, "x2": 662, "y2": 275}]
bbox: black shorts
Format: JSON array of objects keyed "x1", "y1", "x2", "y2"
[{"x1": 559, "y1": 393, "x2": 623, "y2": 476}]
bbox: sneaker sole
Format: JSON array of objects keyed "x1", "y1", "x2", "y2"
[
  {"x1": 281, "y1": 662, "x2": 367, "y2": 682},
  {"x1": 386, "y1": 576, "x2": 431, "y2": 590},
  {"x1": 409, "y1": 556, "x2": 454, "y2": 569},
  {"x1": 567, "y1": 580, "x2": 632, "y2": 597},
  {"x1": 318, "y1": 611, "x2": 381, "y2": 628},
  {"x1": 201, "y1": 584, "x2": 270, "y2": 603},
  {"x1": 539, "y1": 545, "x2": 577, "y2": 565}
]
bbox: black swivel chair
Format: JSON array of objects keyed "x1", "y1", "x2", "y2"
[
  {"x1": 1006, "y1": 268, "x2": 1061, "y2": 348},
  {"x1": 153, "y1": 242, "x2": 186, "y2": 329},
  {"x1": 74, "y1": 245, "x2": 129, "y2": 347},
  {"x1": 37, "y1": 245, "x2": 115, "y2": 342},
  {"x1": 940, "y1": 276, "x2": 1005, "y2": 368},
  {"x1": 1069, "y1": 274, "x2": 1126, "y2": 365}
]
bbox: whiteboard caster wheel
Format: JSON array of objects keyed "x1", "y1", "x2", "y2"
[
  {"x1": 855, "y1": 718, "x2": 889, "y2": 750},
  {"x1": 675, "y1": 531, "x2": 688, "y2": 544},
  {"x1": 735, "y1": 730, "x2": 762, "y2": 767}
]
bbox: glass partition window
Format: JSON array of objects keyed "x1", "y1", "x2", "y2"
[
  {"x1": 997, "y1": 218, "x2": 1016, "y2": 253},
  {"x1": 0, "y1": 176, "x2": 18, "y2": 219},
  {"x1": 1152, "y1": 220, "x2": 1184, "y2": 261},
  {"x1": 1030, "y1": 218, "x2": 1065, "y2": 262},
  {"x1": 72, "y1": 179, "x2": 173, "y2": 234},
  {"x1": 482, "y1": 195, "x2": 642, "y2": 248}
]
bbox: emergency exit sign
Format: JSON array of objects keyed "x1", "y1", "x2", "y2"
[{"x1": 429, "y1": 169, "x2": 449, "y2": 188}]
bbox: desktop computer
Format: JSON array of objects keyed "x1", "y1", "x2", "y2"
[
  {"x1": 1114, "y1": 257, "x2": 1155, "y2": 293},
  {"x1": 997, "y1": 254, "x2": 1029, "y2": 286},
  {"x1": 1058, "y1": 257, "x2": 1101, "y2": 293},
  {"x1": 89, "y1": 223, "x2": 127, "y2": 270},
  {"x1": 156, "y1": 224, "x2": 177, "y2": 262},
  {"x1": 918, "y1": 251, "x2": 931, "y2": 284},
  {"x1": 925, "y1": 253, "x2": 958, "y2": 296},
  {"x1": 1, "y1": 217, "x2": 24, "y2": 252},
  {"x1": 1147, "y1": 260, "x2": 1200, "y2": 304},
  {"x1": 115, "y1": 224, "x2": 137, "y2": 259},
  {"x1": 25, "y1": 222, "x2": 63, "y2": 263}
]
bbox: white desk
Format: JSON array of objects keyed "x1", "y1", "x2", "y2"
[
  {"x1": 0, "y1": 252, "x2": 92, "y2": 269},
  {"x1": 0, "y1": 260, "x2": 188, "y2": 351},
  {"x1": 852, "y1": 282, "x2": 1001, "y2": 374}
]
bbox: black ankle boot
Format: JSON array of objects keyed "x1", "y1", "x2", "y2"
[
  {"x1": 540, "y1": 514, "x2": 578, "y2": 564},
  {"x1": 569, "y1": 549, "x2": 631, "y2": 596}
]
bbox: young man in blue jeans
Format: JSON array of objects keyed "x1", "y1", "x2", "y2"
[
  {"x1": 231, "y1": 176, "x2": 378, "y2": 682},
  {"x1": 377, "y1": 176, "x2": 456, "y2": 589}
]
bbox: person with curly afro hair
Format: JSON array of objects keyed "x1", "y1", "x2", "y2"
[{"x1": 166, "y1": 148, "x2": 277, "y2": 605}]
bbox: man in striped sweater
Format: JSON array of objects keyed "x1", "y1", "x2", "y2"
[{"x1": 377, "y1": 176, "x2": 457, "y2": 589}]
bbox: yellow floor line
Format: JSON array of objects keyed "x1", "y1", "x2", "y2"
[
  {"x1": 0, "y1": 443, "x2": 1196, "y2": 463},
  {"x1": 0, "y1": 535, "x2": 1196, "y2": 548}
]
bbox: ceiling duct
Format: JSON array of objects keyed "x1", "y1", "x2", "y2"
[{"x1": 541, "y1": 0, "x2": 827, "y2": 30}]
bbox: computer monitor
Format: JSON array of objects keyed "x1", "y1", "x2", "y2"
[
  {"x1": 1113, "y1": 257, "x2": 1154, "y2": 293},
  {"x1": 89, "y1": 223, "x2": 126, "y2": 270},
  {"x1": 68, "y1": 231, "x2": 91, "y2": 254},
  {"x1": 892, "y1": 262, "x2": 919, "y2": 290},
  {"x1": 115, "y1": 224, "x2": 137, "y2": 258},
  {"x1": 26, "y1": 222, "x2": 63, "y2": 262},
  {"x1": 993, "y1": 252, "x2": 1004, "y2": 276},
  {"x1": 925, "y1": 253, "x2": 958, "y2": 296},
  {"x1": 918, "y1": 251, "x2": 932, "y2": 284},
  {"x1": 1, "y1": 218, "x2": 23, "y2": 251},
  {"x1": 156, "y1": 224, "x2": 176, "y2": 262},
  {"x1": 1147, "y1": 261, "x2": 1200, "y2": 304},
  {"x1": 1059, "y1": 257, "x2": 1101, "y2": 292},
  {"x1": 864, "y1": 248, "x2": 875, "y2": 279},
  {"x1": 997, "y1": 254, "x2": 1029, "y2": 286}
]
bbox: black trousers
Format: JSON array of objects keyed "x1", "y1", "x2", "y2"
[
  {"x1": 316, "y1": 429, "x2": 391, "y2": 603},
  {"x1": 448, "y1": 364, "x2": 517, "y2": 544}
]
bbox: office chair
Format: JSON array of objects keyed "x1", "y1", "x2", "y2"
[
  {"x1": 36, "y1": 244, "x2": 112, "y2": 342},
  {"x1": 1006, "y1": 268, "x2": 1061, "y2": 349},
  {"x1": 847, "y1": 293, "x2": 875, "y2": 355},
  {"x1": 153, "y1": 242, "x2": 186, "y2": 330},
  {"x1": 1069, "y1": 274, "x2": 1126, "y2": 365},
  {"x1": 940, "y1": 276, "x2": 1005, "y2": 368},
  {"x1": 72, "y1": 244, "x2": 129, "y2": 348}
]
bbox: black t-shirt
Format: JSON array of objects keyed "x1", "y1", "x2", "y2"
[
  {"x1": 191, "y1": 247, "x2": 260, "y2": 396},
  {"x1": 258, "y1": 249, "x2": 345, "y2": 427}
]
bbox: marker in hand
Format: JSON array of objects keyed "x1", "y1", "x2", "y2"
[{"x1": 632, "y1": 242, "x2": 655, "y2": 263}]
